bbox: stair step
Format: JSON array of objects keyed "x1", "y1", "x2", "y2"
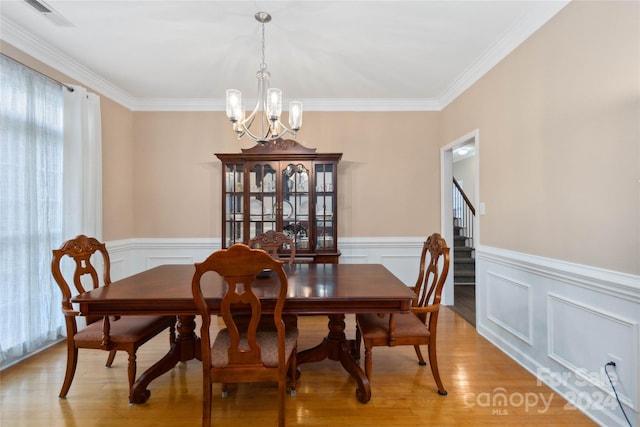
[
  {"x1": 454, "y1": 260, "x2": 475, "y2": 268},
  {"x1": 455, "y1": 271, "x2": 475, "y2": 277},
  {"x1": 455, "y1": 277, "x2": 476, "y2": 284},
  {"x1": 453, "y1": 261, "x2": 476, "y2": 271},
  {"x1": 454, "y1": 245, "x2": 473, "y2": 251},
  {"x1": 454, "y1": 247, "x2": 474, "y2": 258}
]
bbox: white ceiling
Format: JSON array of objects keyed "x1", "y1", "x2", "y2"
[{"x1": 0, "y1": 0, "x2": 569, "y2": 111}]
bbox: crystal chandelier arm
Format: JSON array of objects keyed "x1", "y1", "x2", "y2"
[{"x1": 237, "y1": 118, "x2": 297, "y2": 143}]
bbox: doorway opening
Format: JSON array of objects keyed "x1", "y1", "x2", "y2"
[{"x1": 440, "y1": 130, "x2": 479, "y2": 327}]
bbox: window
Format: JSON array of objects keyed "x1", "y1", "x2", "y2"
[{"x1": 0, "y1": 55, "x2": 65, "y2": 367}]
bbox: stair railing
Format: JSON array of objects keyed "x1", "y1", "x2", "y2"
[{"x1": 453, "y1": 178, "x2": 475, "y2": 248}]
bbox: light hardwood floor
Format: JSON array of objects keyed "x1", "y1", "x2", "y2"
[{"x1": 1, "y1": 308, "x2": 596, "y2": 426}]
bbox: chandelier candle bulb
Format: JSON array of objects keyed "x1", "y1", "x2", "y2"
[
  {"x1": 267, "y1": 88, "x2": 282, "y2": 120},
  {"x1": 289, "y1": 101, "x2": 303, "y2": 130},
  {"x1": 226, "y1": 89, "x2": 241, "y2": 121}
]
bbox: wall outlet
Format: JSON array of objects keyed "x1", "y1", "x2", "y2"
[{"x1": 607, "y1": 353, "x2": 622, "y2": 368}]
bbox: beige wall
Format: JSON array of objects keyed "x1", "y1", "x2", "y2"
[
  {"x1": 132, "y1": 112, "x2": 220, "y2": 238},
  {"x1": 131, "y1": 111, "x2": 442, "y2": 238},
  {"x1": 101, "y1": 100, "x2": 135, "y2": 240},
  {"x1": 441, "y1": 1, "x2": 640, "y2": 274},
  {"x1": 302, "y1": 112, "x2": 442, "y2": 238}
]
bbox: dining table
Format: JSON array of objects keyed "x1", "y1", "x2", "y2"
[{"x1": 71, "y1": 263, "x2": 415, "y2": 404}]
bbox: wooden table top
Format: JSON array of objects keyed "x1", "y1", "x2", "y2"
[{"x1": 72, "y1": 263, "x2": 416, "y2": 316}]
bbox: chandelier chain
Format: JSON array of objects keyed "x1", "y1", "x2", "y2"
[{"x1": 260, "y1": 22, "x2": 267, "y2": 71}]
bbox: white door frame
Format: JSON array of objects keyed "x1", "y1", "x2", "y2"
[{"x1": 440, "y1": 129, "x2": 479, "y2": 306}]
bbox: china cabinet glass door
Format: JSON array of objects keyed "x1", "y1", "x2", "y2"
[
  {"x1": 315, "y1": 163, "x2": 336, "y2": 251},
  {"x1": 282, "y1": 162, "x2": 311, "y2": 252},
  {"x1": 248, "y1": 162, "x2": 278, "y2": 240},
  {"x1": 224, "y1": 164, "x2": 244, "y2": 247}
]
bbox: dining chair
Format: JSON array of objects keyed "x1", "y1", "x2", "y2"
[
  {"x1": 51, "y1": 234, "x2": 176, "y2": 402},
  {"x1": 248, "y1": 230, "x2": 296, "y2": 264},
  {"x1": 192, "y1": 244, "x2": 298, "y2": 427},
  {"x1": 355, "y1": 233, "x2": 450, "y2": 396},
  {"x1": 248, "y1": 230, "x2": 301, "y2": 329}
]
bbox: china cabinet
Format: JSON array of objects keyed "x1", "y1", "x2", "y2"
[{"x1": 216, "y1": 139, "x2": 342, "y2": 263}]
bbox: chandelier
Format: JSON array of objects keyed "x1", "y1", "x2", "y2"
[{"x1": 225, "y1": 12, "x2": 303, "y2": 144}]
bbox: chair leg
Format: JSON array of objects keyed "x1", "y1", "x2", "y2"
[
  {"x1": 289, "y1": 348, "x2": 297, "y2": 396},
  {"x1": 106, "y1": 350, "x2": 117, "y2": 367},
  {"x1": 414, "y1": 345, "x2": 427, "y2": 366},
  {"x1": 127, "y1": 351, "x2": 137, "y2": 398},
  {"x1": 364, "y1": 343, "x2": 373, "y2": 381},
  {"x1": 428, "y1": 341, "x2": 447, "y2": 396},
  {"x1": 277, "y1": 378, "x2": 286, "y2": 427},
  {"x1": 59, "y1": 344, "x2": 78, "y2": 398},
  {"x1": 221, "y1": 383, "x2": 229, "y2": 398},
  {"x1": 203, "y1": 382, "x2": 212, "y2": 427}
]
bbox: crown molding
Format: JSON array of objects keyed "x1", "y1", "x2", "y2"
[
  {"x1": 131, "y1": 97, "x2": 442, "y2": 112},
  {"x1": 438, "y1": 0, "x2": 570, "y2": 109},
  {"x1": 131, "y1": 98, "x2": 226, "y2": 112},
  {"x1": 1, "y1": 17, "x2": 136, "y2": 109},
  {"x1": 300, "y1": 98, "x2": 442, "y2": 112}
]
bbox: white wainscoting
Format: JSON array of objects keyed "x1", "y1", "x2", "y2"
[{"x1": 477, "y1": 245, "x2": 640, "y2": 427}]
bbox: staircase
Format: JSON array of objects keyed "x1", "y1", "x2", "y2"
[
  {"x1": 452, "y1": 178, "x2": 475, "y2": 285},
  {"x1": 453, "y1": 219, "x2": 475, "y2": 285}
]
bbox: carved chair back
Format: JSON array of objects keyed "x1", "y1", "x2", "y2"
[
  {"x1": 192, "y1": 243, "x2": 297, "y2": 427},
  {"x1": 248, "y1": 230, "x2": 296, "y2": 264},
  {"x1": 51, "y1": 234, "x2": 111, "y2": 329},
  {"x1": 410, "y1": 232, "x2": 451, "y2": 327}
]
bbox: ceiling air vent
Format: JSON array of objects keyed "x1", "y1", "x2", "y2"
[
  {"x1": 24, "y1": 0, "x2": 74, "y2": 26},
  {"x1": 25, "y1": 0, "x2": 52, "y2": 13}
]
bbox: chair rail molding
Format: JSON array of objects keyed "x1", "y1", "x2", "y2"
[{"x1": 104, "y1": 236, "x2": 426, "y2": 285}]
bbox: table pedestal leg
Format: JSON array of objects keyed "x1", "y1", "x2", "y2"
[
  {"x1": 297, "y1": 314, "x2": 371, "y2": 403},
  {"x1": 130, "y1": 315, "x2": 201, "y2": 404}
]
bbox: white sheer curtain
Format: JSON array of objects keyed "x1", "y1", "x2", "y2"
[
  {"x1": 0, "y1": 55, "x2": 102, "y2": 367},
  {"x1": 63, "y1": 85, "x2": 103, "y2": 240},
  {"x1": 0, "y1": 55, "x2": 65, "y2": 366}
]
